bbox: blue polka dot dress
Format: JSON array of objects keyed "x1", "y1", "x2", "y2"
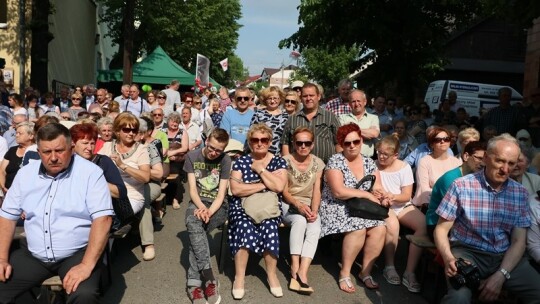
[{"x1": 228, "y1": 154, "x2": 287, "y2": 258}]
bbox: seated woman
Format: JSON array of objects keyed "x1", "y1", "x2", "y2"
[
  {"x1": 412, "y1": 126, "x2": 462, "y2": 207},
  {"x1": 0, "y1": 122, "x2": 35, "y2": 194},
  {"x1": 319, "y1": 123, "x2": 387, "y2": 293},
  {"x1": 70, "y1": 123, "x2": 128, "y2": 229},
  {"x1": 375, "y1": 134, "x2": 426, "y2": 293},
  {"x1": 98, "y1": 112, "x2": 153, "y2": 260},
  {"x1": 228, "y1": 123, "x2": 287, "y2": 299},
  {"x1": 281, "y1": 127, "x2": 324, "y2": 295},
  {"x1": 95, "y1": 117, "x2": 114, "y2": 154}
]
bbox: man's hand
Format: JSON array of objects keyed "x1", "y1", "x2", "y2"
[
  {"x1": 444, "y1": 257, "x2": 458, "y2": 278},
  {"x1": 478, "y1": 271, "x2": 505, "y2": 302},
  {"x1": 194, "y1": 208, "x2": 210, "y2": 224},
  {"x1": 63, "y1": 262, "x2": 93, "y2": 294},
  {"x1": 0, "y1": 259, "x2": 12, "y2": 282}
]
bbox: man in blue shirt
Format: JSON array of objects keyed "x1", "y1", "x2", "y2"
[
  {"x1": 219, "y1": 87, "x2": 254, "y2": 145},
  {"x1": 0, "y1": 123, "x2": 113, "y2": 303}
]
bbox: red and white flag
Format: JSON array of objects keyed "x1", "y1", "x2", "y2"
[
  {"x1": 219, "y1": 58, "x2": 228, "y2": 71},
  {"x1": 290, "y1": 50, "x2": 301, "y2": 59}
]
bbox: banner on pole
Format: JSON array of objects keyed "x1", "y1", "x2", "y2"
[{"x1": 196, "y1": 53, "x2": 210, "y2": 87}]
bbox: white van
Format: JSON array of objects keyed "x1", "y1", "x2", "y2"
[{"x1": 424, "y1": 80, "x2": 522, "y2": 116}]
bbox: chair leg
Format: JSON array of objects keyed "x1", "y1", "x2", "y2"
[{"x1": 218, "y1": 222, "x2": 228, "y2": 274}]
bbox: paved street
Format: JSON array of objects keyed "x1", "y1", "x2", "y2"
[{"x1": 102, "y1": 201, "x2": 430, "y2": 304}]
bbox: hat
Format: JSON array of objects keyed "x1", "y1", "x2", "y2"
[
  {"x1": 225, "y1": 139, "x2": 244, "y2": 155},
  {"x1": 516, "y1": 129, "x2": 531, "y2": 140},
  {"x1": 291, "y1": 80, "x2": 304, "y2": 89},
  {"x1": 210, "y1": 87, "x2": 218, "y2": 94}
]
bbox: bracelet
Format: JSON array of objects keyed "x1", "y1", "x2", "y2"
[{"x1": 259, "y1": 168, "x2": 266, "y2": 175}]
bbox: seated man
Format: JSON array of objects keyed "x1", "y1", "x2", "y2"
[
  {"x1": 435, "y1": 134, "x2": 540, "y2": 303},
  {"x1": 183, "y1": 128, "x2": 231, "y2": 304},
  {"x1": 0, "y1": 123, "x2": 113, "y2": 303}
]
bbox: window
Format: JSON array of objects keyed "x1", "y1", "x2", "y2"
[{"x1": 0, "y1": 0, "x2": 7, "y2": 29}]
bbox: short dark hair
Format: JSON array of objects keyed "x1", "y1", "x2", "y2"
[
  {"x1": 208, "y1": 128, "x2": 229, "y2": 144},
  {"x1": 37, "y1": 123, "x2": 71, "y2": 145},
  {"x1": 462, "y1": 141, "x2": 487, "y2": 157}
]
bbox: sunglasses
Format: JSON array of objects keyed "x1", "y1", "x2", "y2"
[
  {"x1": 518, "y1": 137, "x2": 529, "y2": 141},
  {"x1": 249, "y1": 137, "x2": 270, "y2": 145},
  {"x1": 72, "y1": 98, "x2": 81, "y2": 100},
  {"x1": 295, "y1": 141, "x2": 313, "y2": 147},
  {"x1": 285, "y1": 99, "x2": 297, "y2": 105},
  {"x1": 153, "y1": 113, "x2": 163, "y2": 117},
  {"x1": 157, "y1": 96, "x2": 165, "y2": 99},
  {"x1": 433, "y1": 137, "x2": 451, "y2": 143},
  {"x1": 343, "y1": 139, "x2": 361, "y2": 147},
  {"x1": 121, "y1": 127, "x2": 138, "y2": 134},
  {"x1": 194, "y1": 102, "x2": 202, "y2": 105},
  {"x1": 236, "y1": 96, "x2": 250, "y2": 102}
]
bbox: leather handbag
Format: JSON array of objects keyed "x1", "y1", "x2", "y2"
[
  {"x1": 347, "y1": 175, "x2": 389, "y2": 220},
  {"x1": 242, "y1": 191, "x2": 280, "y2": 224}
]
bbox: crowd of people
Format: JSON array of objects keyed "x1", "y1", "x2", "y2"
[{"x1": 1, "y1": 78, "x2": 540, "y2": 304}]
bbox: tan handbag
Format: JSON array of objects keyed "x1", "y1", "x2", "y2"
[{"x1": 241, "y1": 191, "x2": 280, "y2": 224}]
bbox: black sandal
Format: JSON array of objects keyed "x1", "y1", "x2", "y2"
[{"x1": 296, "y1": 276, "x2": 314, "y2": 295}]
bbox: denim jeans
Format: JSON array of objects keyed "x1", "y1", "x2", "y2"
[{"x1": 185, "y1": 200, "x2": 227, "y2": 287}]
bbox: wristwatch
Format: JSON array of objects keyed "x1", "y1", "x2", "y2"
[
  {"x1": 499, "y1": 268, "x2": 511, "y2": 280},
  {"x1": 259, "y1": 168, "x2": 266, "y2": 175}
]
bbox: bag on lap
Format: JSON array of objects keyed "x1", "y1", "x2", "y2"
[
  {"x1": 347, "y1": 175, "x2": 389, "y2": 220},
  {"x1": 241, "y1": 191, "x2": 280, "y2": 224}
]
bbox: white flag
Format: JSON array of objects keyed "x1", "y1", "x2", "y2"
[
  {"x1": 196, "y1": 54, "x2": 210, "y2": 87},
  {"x1": 220, "y1": 58, "x2": 228, "y2": 71}
]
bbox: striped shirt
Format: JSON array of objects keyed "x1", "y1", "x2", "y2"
[
  {"x1": 282, "y1": 108, "x2": 339, "y2": 163},
  {"x1": 436, "y1": 170, "x2": 531, "y2": 253}
]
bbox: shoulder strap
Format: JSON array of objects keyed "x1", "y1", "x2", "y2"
[
  {"x1": 125, "y1": 100, "x2": 130, "y2": 112},
  {"x1": 92, "y1": 154, "x2": 103, "y2": 165},
  {"x1": 355, "y1": 174, "x2": 376, "y2": 191}
]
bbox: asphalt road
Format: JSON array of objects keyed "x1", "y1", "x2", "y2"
[{"x1": 102, "y1": 201, "x2": 431, "y2": 304}]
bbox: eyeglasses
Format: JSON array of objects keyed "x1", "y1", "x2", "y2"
[
  {"x1": 72, "y1": 98, "x2": 81, "y2": 100},
  {"x1": 206, "y1": 144, "x2": 224, "y2": 154},
  {"x1": 249, "y1": 137, "x2": 270, "y2": 145},
  {"x1": 471, "y1": 154, "x2": 484, "y2": 162},
  {"x1": 376, "y1": 150, "x2": 395, "y2": 158},
  {"x1": 285, "y1": 99, "x2": 297, "y2": 105},
  {"x1": 343, "y1": 139, "x2": 361, "y2": 147},
  {"x1": 236, "y1": 96, "x2": 250, "y2": 102},
  {"x1": 121, "y1": 127, "x2": 138, "y2": 134},
  {"x1": 153, "y1": 113, "x2": 163, "y2": 117},
  {"x1": 433, "y1": 137, "x2": 451, "y2": 144},
  {"x1": 295, "y1": 141, "x2": 313, "y2": 147}
]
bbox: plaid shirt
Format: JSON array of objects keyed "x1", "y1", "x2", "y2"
[
  {"x1": 325, "y1": 97, "x2": 351, "y2": 116},
  {"x1": 436, "y1": 170, "x2": 531, "y2": 253}
]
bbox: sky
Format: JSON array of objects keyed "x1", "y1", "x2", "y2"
[{"x1": 236, "y1": 1, "x2": 301, "y2": 76}]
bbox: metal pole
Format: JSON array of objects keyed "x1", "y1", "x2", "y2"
[{"x1": 18, "y1": 0, "x2": 25, "y2": 93}]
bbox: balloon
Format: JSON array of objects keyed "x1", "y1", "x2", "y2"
[{"x1": 141, "y1": 84, "x2": 152, "y2": 92}]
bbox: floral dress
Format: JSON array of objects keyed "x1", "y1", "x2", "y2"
[
  {"x1": 228, "y1": 154, "x2": 287, "y2": 257},
  {"x1": 249, "y1": 109, "x2": 289, "y2": 155},
  {"x1": 319, "y1": 153, "x2": 385, "y2": 237}
]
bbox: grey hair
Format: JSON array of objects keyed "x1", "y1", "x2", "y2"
[
  {"x1": 97, "y1": 117, "x2": 113, "y2": 129},
  {"x1": 168, "y1": 111, "x2": 181, "y2": 123},
  {"x1": 348, "y1": 89, "x2": 366, "y2": 101},
  {"x1": 337, "y1": 78, "x2": 352, "y2": 89},
  {"x1": 486, "y1": 133, "x2": 520, "y2": 154},
  {"x1": 138, "y1": 118, "x2": 148, "y2": 133}
]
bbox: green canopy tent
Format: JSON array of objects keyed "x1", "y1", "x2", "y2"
[{"x1": 97, "y1": 46, "x2": 220, "y2": 87}]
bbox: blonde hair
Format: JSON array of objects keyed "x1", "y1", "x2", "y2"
[
  {"x1": 258, "y1": 86, "x2": 285, "y2": 107},
  {"x1": 247, "y1": 123, "x2": 273, "y2": 141},
  {"x1": 375, "y1": 133, "x2": 401, "y2": 154}
]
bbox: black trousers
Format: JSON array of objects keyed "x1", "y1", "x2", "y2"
[{"x1": 0, "y1": 241, "x2": 102, "y2": 304}]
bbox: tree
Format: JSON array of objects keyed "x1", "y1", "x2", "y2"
[
  {"x1": 98, "y1": 0, "x2": 242, "y2": 86},
  {"x1": 280, "y1": 0, "x2": 485, "y2": 99},
  {"x1": 296, "y1": 46, "x2": 358, "y2": 90},
  {"x1": 222, "y1": 54, "x2": 248, "y2": 88}
]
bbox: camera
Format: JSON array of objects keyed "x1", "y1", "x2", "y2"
[{"x1": 449, "y1": 258, "x2": 481, "y2": 290}]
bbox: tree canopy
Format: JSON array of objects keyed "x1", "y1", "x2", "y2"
[
  {"x1": 280, "y1": 0, "x2": 487, "y2": 98},
  {"x1": 98, "y1": 0, "x2": 243, "y2": 87}
]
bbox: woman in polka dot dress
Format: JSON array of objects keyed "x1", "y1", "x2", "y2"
[{"x1": 228, "y1": 123, "x2": 288, "y2": 299}]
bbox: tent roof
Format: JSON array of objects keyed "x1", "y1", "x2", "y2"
[{"x1": 97, "y1": 46, "x2": 220, "y2": 87}]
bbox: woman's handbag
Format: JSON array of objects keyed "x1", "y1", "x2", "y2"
[
  {"x1": 241, "y1": 191, "x2": 280, "y2": 224},
  {"x1": 347, "y1": 175, "x2": 389, "y2": 220}
]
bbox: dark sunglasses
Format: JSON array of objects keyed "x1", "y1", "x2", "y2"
[
  {"x1": 157, "y1": 96, "x2": 165, "y2": 99},
  {"x1": 285, "y1": 99, "x2": 297, "y2": 105},
  {"x1": 343, "y1": 139, "x2": 361, "y2": 147},
  {"x1": 121, "y1": 127, "x2": 138, "y2": 134},
  {"x1": 72, "y1": 98, "x2": 81, "y2": 100},
  {"x1": 249, "y1": 137, "x2": 270, "y2": 145},
  {"x1": 236, "y1": 96, "x2": 250, "y2": 102},
  {"x1": 518, "y1": 137, "x2": 529, "y2": 141},
  {"x1": 433, "y1": 137, "x2": 451, "y2": 143},
  {"x1": 194, "y1": 102, "x2": 202, "y2": 105},
  {"x1": 295, "y1": 141, "x2": 313, "y2": 147},
  {"x1": 153, "y1": 113, "x2": 163, "y2": 117}
]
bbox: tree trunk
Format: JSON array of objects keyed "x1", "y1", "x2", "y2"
[
  {"x1": 122, "y1": 0, "x2": 135, "y2": 84},
  {"x1": 29, "y1": 0, "x2": 51, "y2": 93}
]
